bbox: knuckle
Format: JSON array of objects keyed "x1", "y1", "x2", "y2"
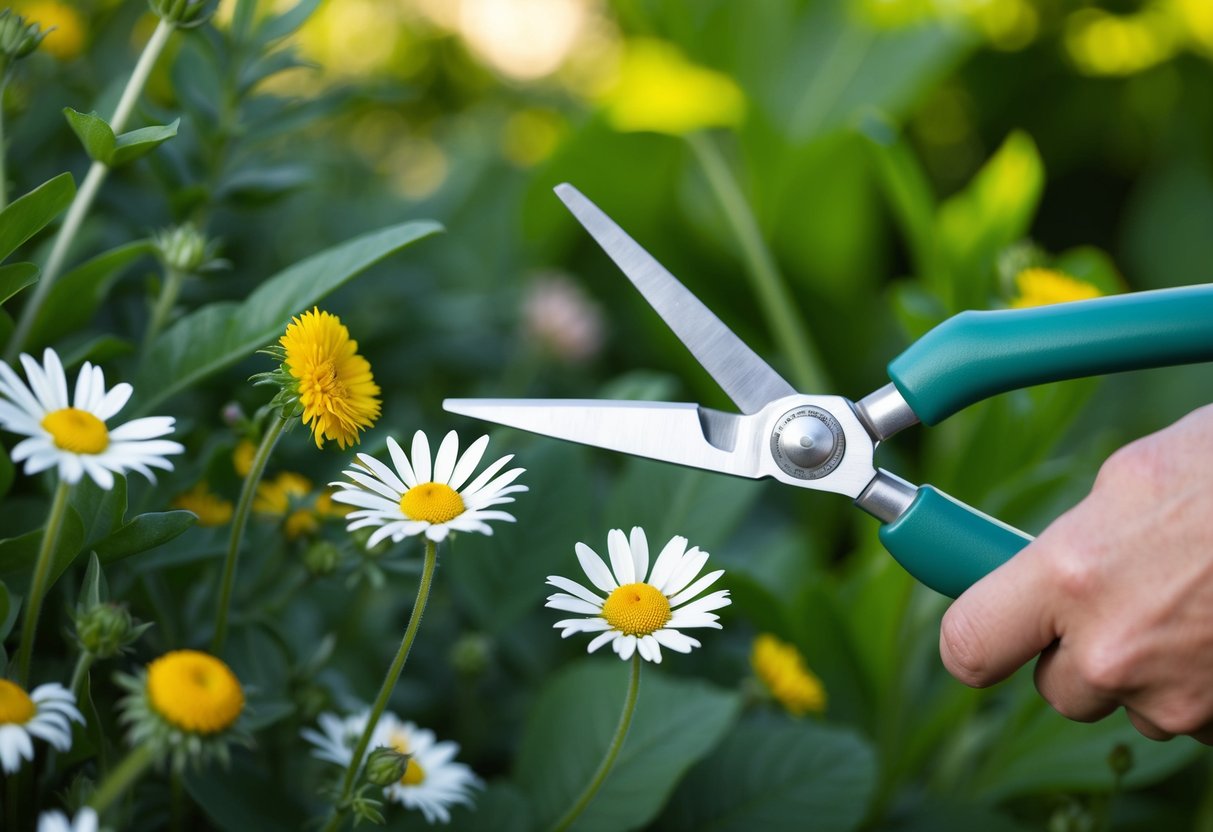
[
  {"x1": 940, "y1": 607, "x2": 994, "y2": 688},
  {"x1": 1096, "y1": 438, "x2": 1168, "y2": 496},
  {"x1": 1076, "y1": 640, "x2": 1135, "y2": 694},
  {"x1": 1045, "y1": 544, "x2": 1101, "y2": 601},
  {"x1": 1150, "y1": 696, "x2": 1211, "y2": 736}
]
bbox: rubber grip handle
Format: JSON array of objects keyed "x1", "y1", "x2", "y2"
[
  {"x1": 878, "y1": 486, "x2": 1032, "y2": 598},
  {"x1": 888, "y1": 284, "x2": 1213, "y2": 425}
]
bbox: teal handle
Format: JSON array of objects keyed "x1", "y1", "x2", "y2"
[
  {"x1": 878, "y1": 486, "x2": 1032, "y2": 598},
  {"x1": 888, "y1": 285, "x2": 1213, "y2": 425}
]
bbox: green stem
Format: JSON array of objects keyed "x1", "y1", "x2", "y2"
[
  {"x1": 550, "y1": 655, "x2": 642, "y2": 832},
  {"x1": 686, "y1": 131, "x2": 829, "y2": 393},
  {"x1": 0, "y1": 75, "x2": 9, "y2": 212},
  {"x1": 87, "y1": 742, "x2": 157, "y2": 816},
  {"x1": 323, "y1": 540, "x2": 439, "y2": 832},
  {"x1": 15, "y1": 479, "x2": 72, "y2": 686},
  {"x1": 143, "y1": 266, "x2": 186, "y2": 355},
  {"x1": 69, "y1": 650, "x2": 94, "y2": 698},
  {"x1": 211, "y1": 414, "x2": 287, "y2": 654},
  {"x1": 5, "y1": 18, "x2": 175, "y2": 362}
]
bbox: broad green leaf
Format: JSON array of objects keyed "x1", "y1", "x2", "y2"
[
  {"x1": 385, "y1": 781, "x2": 533, "y2": 831},
  {"x1": 131, "y1": 220, "x2": 442, "y2": 414},
  {"x1": 0, "y1": 263, "x2": 38, "y2": 307},
  {"x1": 94, "y1": 510, "x2": 197, "y2": 563},
  {"x1": 64, "y1": 108, "x2": 117, "y2": 164},
  {"x1": 26, "y1": 240, "x2": 154, "y2": 347},
  {"x1": 659, "y1": 715, "x2": 877, "y2": 832},
  {"x1": 861, "y1": 114, "x2": 939, "y2": 284},
  {"x1": 0, "y1": 504, "x2": 85, "y2": 596},
  {"x1": 969, "y1": 698, "x2": 1202, "y2": 801},
  {"x1": 110, "y1": 119, "x2": 181, "y2": 167},
  {"x1": 515, "y1": 660, "x2": 741, "y2": 831},
  {"x1": 70, "y1": 472, "x2": 127, "y2": 549},
  {"x1": 187, "y1": 751, "x2": 306, "y2": 832},
  {"x1": 59, "y1": 335, "x2": 132, "y2": 368},
  {"x1": 1052, "y1": 246, "x2": 1124, "y2": 296},
  {"x1": 0, "y1": 172, "x2": 75, "y2": 263}
]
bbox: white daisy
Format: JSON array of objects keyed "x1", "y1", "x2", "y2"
[
  {"x1": 546, "y1": 527, "x2": 732, "y2": 664},
  {"x1": 374, "y1": 713, "x2": 482, "y2": 825},
  {"x1": 37, "y1": 807, "x2": 98, "y2": 832},
  {"x1": 0, "y1": 348, "x2": 183, "y2": 489},
  {"x1": 301, "y1": 710, "x2": 482, "y2": 825},
  {"x1": 0, "y1": 680, "x2": 84, "y2": 773},
  {"x1": 331, "y1": 430, "x2": 526, "y2": 546}
]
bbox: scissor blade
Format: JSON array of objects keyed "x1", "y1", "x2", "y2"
[
  {"x1": 443, "y1": 398, "x2": 763, "y2": 479},
  {"x1": 555, "y1": 183, "x2": 798, "y2": 415}
]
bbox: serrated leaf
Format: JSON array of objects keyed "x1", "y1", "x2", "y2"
[
  {"x1": 26, "y1": 240, "x2": 154, "y2": 347},
  {"x1": 0, "y1": 172, "x2": 76, "y2": 263},
  {"x1": 64, "y1": 108, "x2": 116, "y2": 164},
  {"x1": 515, "y1": 660, "x2": 741, "y2": 831},
  {"x1": 659, "y1": 715, "x2": 877, "y2": 832},
  {"x1": 131, "y1": 220, "x2": 442, "y2": 414},
  {"x1": 110, "y1": 119, "x2": 180, "y2": 167},
  {"x1": 94, "y1": 510, "x2": 197, "y2": 563},
  {"x1": 0, "y1": 263, "x2": 38, "y2": 307}
]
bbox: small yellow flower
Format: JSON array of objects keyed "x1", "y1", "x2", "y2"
[
  {"x1": 172, "y1": 482, "x2": 234, "y2": 527},
  {"x1": 15, "y1": 0, "x2": 84, "y2": 61},
  {"x1": 751, "y1": 633, "x2": 826, "y2": 716},
  {"x1": 601, "y1": 39, "x2": 745, "y2": 136},
  {"x1": 232, "y1": 438, "x2": 256, "y2": 477},
  {"x1": 278, "y1": 308, "x2": 381, "y2": 449},
  {"x1": 254, "y1": 472, "x2": 345, "y2": 540},
  {"x1": 1010, "y1": 268, "x2": 1102, "y2": 309},
  {"x1": 146, "y1": 650, "x2": 244, "y2": 735}
]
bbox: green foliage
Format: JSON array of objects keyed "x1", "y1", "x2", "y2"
[
  {"x1": 0, "y1": 172, "x2": 74, "y2": 263},
  {"x1": 64, "y1": 108, "x2": 180, "y2": 167},
  {"x1": 0, "y1": 262, "x2": 37, "y2": 307}
]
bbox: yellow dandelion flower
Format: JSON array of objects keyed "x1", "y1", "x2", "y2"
[
  {"x1": 1010, "y1": 268, "x2": 1102, "y2": 308},
  {"x1": 16, "y1": 0, "x2": 85, "y2": 61},
  {"x1": 751, "y1": 633, "x2": 826, "y2": 716},
  {"x1": 146, "y1": 650, "x2": 244, "y2": 735},
  {"x1": 172, "y1": 482, "x2": 234, "y2": 527},
  {"x1": 278, "y1": 308, "x2": 381, "y2": 449},
  {"x1": 232, "y1": 438, "x2": 256, "y2": 477},
  {"x1": 601, "y1": 39, "x2": 745, "y2": 136}
]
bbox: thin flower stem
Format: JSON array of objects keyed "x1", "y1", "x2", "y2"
[
  {"x1": 69, "y1": 650, "x2": 94, "y2": 698},
  {"x1": 5, "y1": 18, "x2": 175, "y2": 362},
  {"x1": 323, "y1": 540, "x2": 439, "y2": 832},
  {"x1": 15, "y1": 478, "x2": 72, "y2": 685},
  {"x1": 211, "y1": 414, "x2": 287, "y2": 654},
  {"x1": 87, "y1": 742, "x2": 157, "y2": 816},
  {"x1": 686, "y1": 131, "x2": 830, "y2": 393},
  {"x1": 143, "y1": 265, "x2": 186, "y2": 355},
  {"x1": 550, "y1": 655, "x2": 642, "y2": 832}
]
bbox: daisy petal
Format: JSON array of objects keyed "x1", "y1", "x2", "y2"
[
  {"x1": 459, "y1": 453, "x2": 514, "y2": 497},
  {"x1": 607, "y1": 528, "x2": 634, "y2": 585},
  {"x1": 545, "y1": 575, "x2": 603, "y2": 606},
  {"x1": 653, "y1": 629, "x2": 700, "y2": 652},
  {"x1": 575, "y1": 542, "x2": 617, "y2": 593},
  {"x1": 543, "y1": 595, "x2": 602, "y2": 615},
  {"x1": 386, "y1": 436, "x2": 418, "y2": 488},
  {"x1": 94, "y1": 382, "x2": 133, "y2": 421},
  {"x1": 662, "y1": 548, "x2": 709, "y2": 598},
  {"x1": 411, "y1": 431, "x2": 432, "y2": 483},
  {"x1": 647, "y1": 535, "x2": 687, "y2": 590},
  {"x1": 629, "y1": 527, "x2": 649, "y2": 584},
  {"x1": 668, "y1": 569, "x2": 726, "y2": 608},
  {"x1": 614, "y1": 634, "x2": 637, "y2": 661},
  {"x1": 433, "y1": 430, "x2": 460, "y2": 485},
  {"x1": 447, "y1": 435, "x2": 489, "y2": 491}
]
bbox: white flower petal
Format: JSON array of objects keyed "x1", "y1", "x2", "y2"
[
  {"x1": 458, "y1": 453, "x2": 513, "y2": 497},
  {"x1": 614, "y1": 634, "x2": 637, "y2": 660},
  {"x1": 424, "y1": 523, "x2": 450, "y2": 542},
  {"x1": 93, "y1": 380, "x2": 132, "y2": 421},
  {"x1": 447, "y1": 435, "x2": 489, "y2": 491},
  {"x1": 629, "y1": 527, "x2": 649, "y2": 584},
  {"x1": 647, "y1": 535, "x2": 687, "y2": 590},
  {"x1": 607, "y1": 528, "x2": 634, "y2": 585},
  {"x1": 662, "y1": 548, "x2": 709, "y2": 598},
  {"x1": 543, "y1": 595, "x2": 602, "y2": 615},
  {"x1": 411, "y1": 431, "x2": 432, "y2": 483},
  {"x1": 432, "y1": 430, "x2": 460, "y2": 485},
  {"x1": 668, "y1": 569, "x2": 726, "y2": 608},
  {"x1": 575, "y1": 542, "x2": 617, "y2": 593},
  {"x1": 586, "y1": 630, "x2": 618, "y2": 653},
  {"x1": 672, "y1": 589, "x2": 732, "y2": 616},
  {"x1": 545, "y1": 575, "x2": 604, "y2": 606},
  {"x1": 107, "y1": 415, "x2": 174, "y2": 441},
  {"x1": 352, "y1": 452, "x2": 407, "y2": 495},
  {"x1": 386, "y1": 436, "x2": 418, "y2": 488},
  {"x1": 653, "y1": 629, "x2": 700, "y2": 653}
]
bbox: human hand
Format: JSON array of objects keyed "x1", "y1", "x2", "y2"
[{"x1": 939, "y1": 402, "x2": 1213, "y2": 742}]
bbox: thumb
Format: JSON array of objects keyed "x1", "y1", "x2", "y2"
[{"x1": 939, "y1": 535, "x2": 1061, "y2": 687}]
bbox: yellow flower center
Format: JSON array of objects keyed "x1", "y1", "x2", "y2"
[
  {"x1": 146, "y1": 650, "x2": 244, "y2": 735},
  {"x1": 279, "y1": 308, "x2": 381, "y2": 449},
  {"x1": 601, "y1": 582, "x2": 671, "y2": 636},
  {"x1": 41, "y1": 407, "x2": 109, "y2": 454},
  {"x1": 0, "y1": 680, "x2": 35, "y2": 725},
  {"x1": 399, "y1": 482, "x2": 465, "y2": 524},
  {"x1": 750, "y1": 633, "x2": 827, "y2": 717},
  {"x1": 401, "y1": 758, "x2": 426, "y2": 786}
]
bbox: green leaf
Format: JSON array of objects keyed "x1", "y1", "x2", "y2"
[
  {"x1": 0, "y1": 505, "x2": 85, "y2": 596},
  {"x1": 26, "y1": 240, "x2": 153, "y2": 347},
  {"x1": 385, "y1": 781, "x2": 533, "y2": 832},
  {"x1": 0, "y1": 581, "x2": 11, "y2": 640},
  {"x1": 659, "y1": 715, "x2": 877, "y2": 832},
  {"x1": 0, "y1": 263, "x2": 38, "y2": 307},
  {"x1": 64, "y1": 108, "x2": 117, "y2": 164},
  {"x1": 0, "y1": 443, "x2": 13, "y2": 500},
  {"x1": 187, "y1": 750, "x2": 307, "y2": 832},
  {"x1": 80, "y1": 552, "x2": 105, "y2": 608},
  {"x1": 258, "y1": 0, "x2": 322, "y2": 42},
  {"x1": 861, "y1": 113, "x2": 939, "y2": 284},
  {"x1": 94, "y1": 510, "x2": 197, "y2": 564},
  {"x1": 70, "y1": 472, "x2": 128, "y2": 549},
  {"x1": 515, "y1": 660, "x2": 741, "y2": 831},
  {"x1": 0, "y1": 172, "x2": 76, "y2": 263},
  {"x1": 131, "y1": 220, "x2": 443, "y2": 414},
  {"x1": 110, "y1": 119, "x2": 181, "y2": 167}
]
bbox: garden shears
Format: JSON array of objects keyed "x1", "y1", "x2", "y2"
[{"x1": 445, "y1": 184, "x2": 1213, "y2": 598}]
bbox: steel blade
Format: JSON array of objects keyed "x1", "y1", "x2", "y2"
[
  {"x1": 555, "y1": 183, "x2": 798, "y2": 414},
  {"x1": 443, "y1": 398, "x2": 764, "y2": 479}
]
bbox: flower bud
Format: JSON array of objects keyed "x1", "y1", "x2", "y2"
[
  {"x1": 365, "y1": 746, "x2": 411, "y2": 787},
  {"x1": 0, "y1": 9, "x2": 48, "y2": 70},
  {"x1": 449, "y1": 633, "x2": 491, "y2": 676},
  {"x1": 154, "y1": 223, "x2": 213, "y2": 274},
  {"x1": 1107, "y1": 743, "x2": 1133, "y2": 778},
  {"x1": 148, "y1": 0, "x2": 213, "y2": 28},
  {"x1": 75, "y1": 602, "x2": 139, "y2": 658},
  {"x1": 302, "y1": 540, "x2": 341, "y2": 576}
]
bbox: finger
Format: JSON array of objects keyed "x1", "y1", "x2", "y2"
[
  {"x1": 1034, "y1": 642, "x2": 1118, "y2": 722},
  {"x1": 1125, "y1": 707, "x2": 1174, "y2": 742},
  {"x1": 939, "y1": 537, "x2": 1061, "y2": 688}
]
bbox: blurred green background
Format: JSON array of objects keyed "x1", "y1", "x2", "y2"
[{"x1": 4, "y1": 0, "x2": 1213, "y2": 828}]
